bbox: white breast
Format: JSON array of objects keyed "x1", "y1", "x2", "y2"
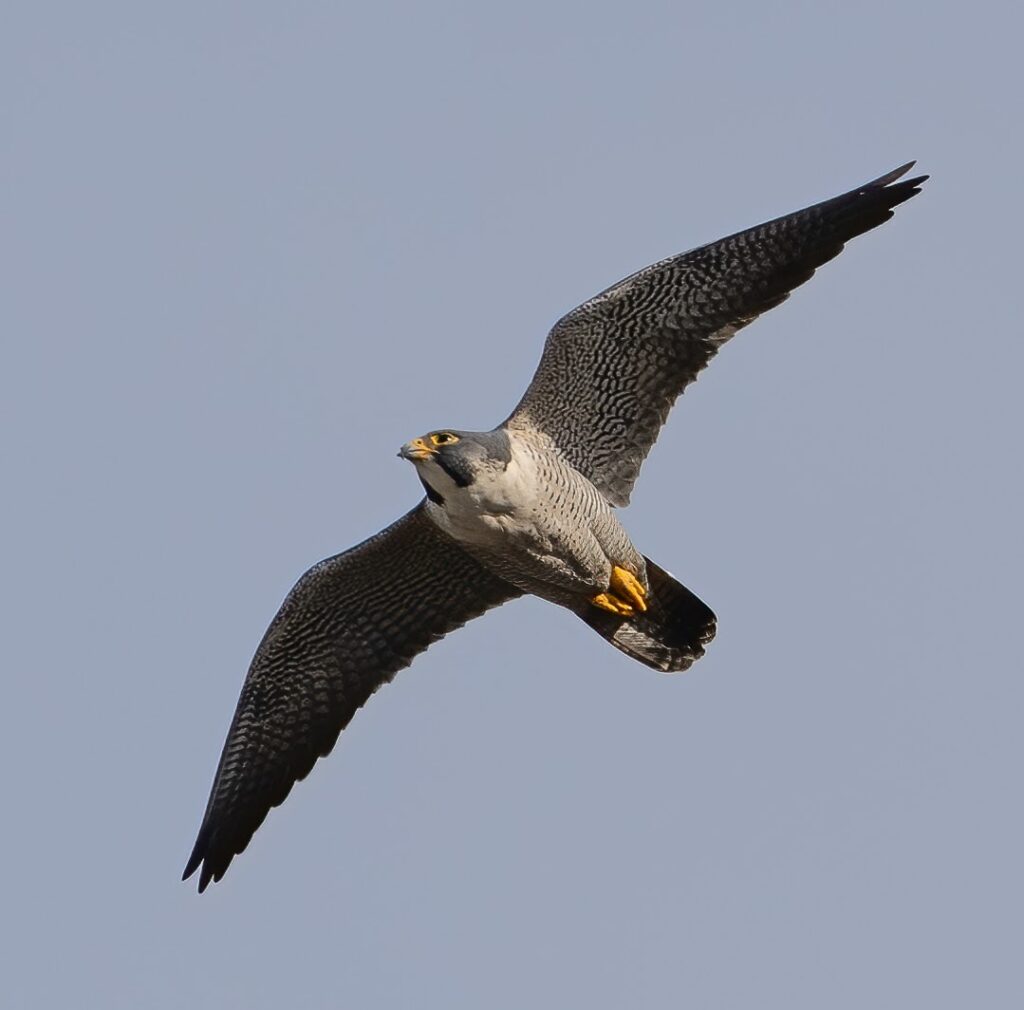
[{"x1": 424, "y1": 442, "x2": 543, "y2": 547}]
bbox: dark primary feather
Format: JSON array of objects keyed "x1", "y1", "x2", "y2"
[
  {"x1": 183, "y1": 504, "x2": 520, "y2": 891},
  {"x1": 507, "y1": 162, "x2": 928, "y2": 507}
]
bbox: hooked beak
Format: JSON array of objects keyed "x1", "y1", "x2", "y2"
[{"x1": 397, "y1": 437, "x2": 436, "y2": 462}]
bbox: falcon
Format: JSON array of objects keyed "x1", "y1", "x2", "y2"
[{"x1": 184, "y1": 162, "x2": 927, "y2": 890}]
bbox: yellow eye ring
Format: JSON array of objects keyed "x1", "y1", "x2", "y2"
[{"x1": 430, "y1": 432, "x2": 459, "y2": 447}]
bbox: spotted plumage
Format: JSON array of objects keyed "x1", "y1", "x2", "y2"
[{"x1": 184, "y1": 163, "x2": 927, "y2": 891}]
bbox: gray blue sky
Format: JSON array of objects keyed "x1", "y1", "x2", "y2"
[{"x1": 3, "y1": 3, "x2": 1020, "y2": 1007}]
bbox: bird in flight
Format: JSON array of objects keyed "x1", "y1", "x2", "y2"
[{"x1": 184, "y1": 162, "x2": 927, "y2": 891}]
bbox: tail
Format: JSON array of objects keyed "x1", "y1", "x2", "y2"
[{"x1": 577, "y1": 558, "x2": 717, "y2": 673}]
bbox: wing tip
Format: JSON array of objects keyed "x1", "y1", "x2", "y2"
[
  {"x1": 182, "y1": 854, "x2": 220, "y2": 893},
  {"x1": 182, "y1": 826, "x2": 228, "y2": 893},
  {"x1": 182, "y1": 845, "x2": 209, "y2": 892},
  {"x1": 872, "y1": 160, "x2": 916, "y2": 186},
  {"x1": 869, "y1": 159, "x2": 927, "y2": 183},
  {"x1": 867, "y1": 160, "x2": 929, "y2": 200},
  {"x1": 182, "y1": 753, "x2": 313, "y2": 891},
  {"x1": 824, "y1": 159, "x2": 927, "y2": 240}
]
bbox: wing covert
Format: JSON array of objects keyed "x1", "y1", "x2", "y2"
[
  {"x1": 183, "y1": 503, "x2": 519, "y2": 891},
  {"x1": 507, "y1": 163, "x2": 927, "y2": 506}
]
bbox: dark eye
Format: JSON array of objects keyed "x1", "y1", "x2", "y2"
[{"x1": 433, "y1": 432, "x2": 453, "y2": 445}]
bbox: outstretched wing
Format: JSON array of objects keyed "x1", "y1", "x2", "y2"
[
  {"x1": 506, "y1": 163, "x2": 927, "y2": 507},
  {"x1": 183, "y1": 503, "x2": 520, "y2": 891}
]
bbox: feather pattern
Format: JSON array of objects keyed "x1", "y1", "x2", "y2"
[
  {"x1": 184, "y1": 163, "x2": 927, "y2": 890},
  {"x1": 506, "y1": 163, "x2": 927, "y2": 506},
  {"x1": 183, "y1": 504, "x2": 519, "y2": 891}
]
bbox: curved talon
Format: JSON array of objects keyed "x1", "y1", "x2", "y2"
[
  {"x1": 590, "y1": 567, "x2": 648, "y2": 617},
  {"x1": 609, "y1": 565, "x2": 648, "y2": 613},
  {"x1": 591, "y1": 591, "x2": 636, "y2": 617}
]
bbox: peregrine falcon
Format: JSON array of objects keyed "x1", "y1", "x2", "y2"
[{"x1": 184, "y1": 162, "x2": 927, "y2": 890}]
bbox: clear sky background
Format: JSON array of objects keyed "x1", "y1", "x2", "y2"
[{"x1": 3, "y1": 3, "x2": 1020, "y2": 1007}]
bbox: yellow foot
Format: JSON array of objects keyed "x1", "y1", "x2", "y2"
[
  {"x1": 609, "y1": 565, "x2": 648, "y2": 613},
  {"x1": 589, "y1": 566, "x2": 648, "y2": 617},
  {"x1": 591, "y1": 591, "x2": 636, "y2": 617}
]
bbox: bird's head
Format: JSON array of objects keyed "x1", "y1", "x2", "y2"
[{"x1": 398, "y1": 428, "x2": 512, "y2": 504}]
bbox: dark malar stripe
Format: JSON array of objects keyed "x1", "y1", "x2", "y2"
[{"x1": 435, "y1": 454, "x2": 473, "y2": 488}]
